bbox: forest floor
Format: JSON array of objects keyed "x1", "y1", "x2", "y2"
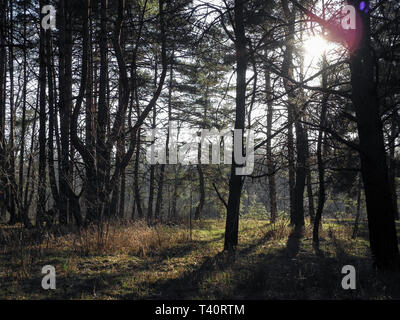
[{"x1": 1, "y1": 218, "x2": 400, "y2": 300}]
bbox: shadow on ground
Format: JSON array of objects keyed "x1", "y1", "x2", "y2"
[
  {"x1": 1, "y1": 221, "x2": 400, "y2": 299},
  {"x1": 134, "y1": 225, "x2": 400, "y2": 300}
]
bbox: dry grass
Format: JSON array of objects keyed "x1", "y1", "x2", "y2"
[
  {"x1": 57, "y1": 220, "x2": 189, "y2": 257},
  {"x1": 0, "y1": 220, "x2": 190, "y2": 284},
  {"x1": 0, "y1": 218, "x2": 399, "y2": 300},
  {"x1": 0, "y1": 220, "x2": 190, "y2": 258}
]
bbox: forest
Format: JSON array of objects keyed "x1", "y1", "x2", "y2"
[{"x1": 0, "y1": 0, "x2": 400, "y2": 300}]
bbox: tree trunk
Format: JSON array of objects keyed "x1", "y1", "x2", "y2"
[
  {"x1": 305, "y1": 126, "x2": 315, "y2": 224},
  {"x1": 0, "y1": 0, "x2": 7, "y2": 222},
  {"x1": 84, "y1": 0, "x2": 98, "y2": 224},
  {"x1": 47, "y1": 18, "x2": 60, "y2": 220},
  {"x1": 171, "y1": 165, "x2": 179, "y2": 220},
  {"x1": 147, "y1": 62, "x2": 158, "y2": 224},
  {"x1": 224, "y1": 0, "x2": 247, "y2": 251},
  {"x1": 194, "y1": 163, "x2": 205, "y2": 221},
  {"x1": 37, "y1": 0, "x2": 47, "y2": 227},
  {"x1": 6, "y1": 0, "x2": 17, "y2": 225},
  {"x1": 293, "y1": 119, "x2": 307, "y2": 227},
  {"x1": 280, "y1": 1, "x2": 296, "y2": 225},
  {"x1": 389, "y1": 111, "x2": 399, "y2": 221},
  {"x1": 265, "y1": 69, "x2": 278, "y2": 223},
  {"x1": 155, "y1": 60, "x2": 174, "y2": 221},
  {"x1": 348, "y1": 0, "x2": 400, "y2": 271},
  {"x1": 58, "y1": 0, "x2": 73, "y2": 225},
  {"x1": 17, "y1": 0, "x2": 28, "y2": 226},
  {"x1": 134, "y1": 130, "x2": 143, "y2": 219},
  {"x1": 96, "y1": 0, "x2": 110, "y2": 222},
  {"x1": 352, "y1": 175, "x2": 362, "y2": 239},
  {"x1": 313, "y1": 52, "x2": 328, "y2": 246}
]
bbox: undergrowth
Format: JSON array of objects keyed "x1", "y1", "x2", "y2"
[{"x1": 0, "y1": 218, "x2": 399, "y2": 300}]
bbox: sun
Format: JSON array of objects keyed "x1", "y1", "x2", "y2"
[{"x1": 303, "y1": 35, "x2": 332, "y2": 69}]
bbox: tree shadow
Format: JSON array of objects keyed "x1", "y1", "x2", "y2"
[
  {"x1": 134, "y1": 226, "x2": 293, "y2": 300},
  {"x1": 238, "y1": 229, "x2": 277, "y2": 257},
  {"x1": 135, "y1": 250, "x2": 236, "y2": 300},
  {"x1": 4, "y1": 220, "x2": 399, "y2": 300},
  {"x1": 284, "y1": 225, "x2": 303, "y2": 259}
]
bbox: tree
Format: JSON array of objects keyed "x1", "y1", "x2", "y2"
[
  {"x1": 36, "y1": 0, "x2": 47, "y2": 227},
  {"x1": 224, "y1": 0, "x2": 248, "y2": 251},
  {"x1": 347, "y1": 0, "x2": 400, "y2": 271}
]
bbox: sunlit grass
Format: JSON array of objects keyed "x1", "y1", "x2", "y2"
[{"x1": 0, "y1": 218, "x2": 399, "y2": 300}]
